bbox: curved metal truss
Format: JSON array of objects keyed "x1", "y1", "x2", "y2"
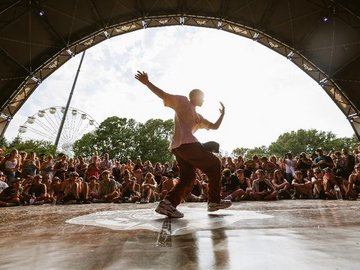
[{"x1": 0, "y1": 0, "x2": 359, "y2": 139}]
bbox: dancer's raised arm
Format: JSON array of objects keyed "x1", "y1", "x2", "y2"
[{"x1": 135, "y1": 71, "x2": 165, "y2": 100}]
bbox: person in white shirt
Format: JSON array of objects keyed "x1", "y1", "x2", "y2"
[{"x1": 135, "y1": 71, "x2": 231, "y2": 218}]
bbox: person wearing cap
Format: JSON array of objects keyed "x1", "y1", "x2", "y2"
[{"x1": 0, "y1": 177, "x2": 22, "y2": 207}]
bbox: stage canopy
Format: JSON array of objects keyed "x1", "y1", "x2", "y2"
[{"x1": 0, "y1": 0, "x2": 359, "y2": 138}]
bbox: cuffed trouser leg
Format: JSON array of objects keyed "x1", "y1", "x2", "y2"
[{"x1": 166, "y1": 143, "x2": 221, "y2": 207}]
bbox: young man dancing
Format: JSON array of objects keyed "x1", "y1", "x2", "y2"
[{"x1": 135, "y1": 71, "x2": 231, "y2": 218}]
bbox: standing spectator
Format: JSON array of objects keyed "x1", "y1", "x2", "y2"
[
  {"x1": 86, "y1": 155, "x2": 100, "y2": 181},
  {"x1": 53, "y1": 153, "x2": 68, "y2": 181},
  {"x1": 133, "y1": 157, "x2": 143, "y2": 172},
  {"x1": 296, "y1": 152, "x2": 312, "y2": 178},
  {"x1": 21, "y1": 152, "x2": 40, "y2": 177},
  {"x1": 40, "y1": 154, "x2": 54, "y2": 179},
  {"x1": 283, "y1": 152, "x2": 296, "y2": 185},
  {"x1": 76, "y1": 156, "x2": 88, "y2": 179},
  {"x1": 2, "y1": 149, "x2": 20, "y2": 184},
  {"x1": 112, "y1": 161, "x2": 123, "y2": 183},
  {"x1": 99, "y1": 153, "x2": 113, "y2": 173},
  {"x1": 313, "y1": 149, "x2": 333, "y2": 170}
]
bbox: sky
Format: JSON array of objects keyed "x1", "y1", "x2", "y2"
[{"x1": 4, "y1": 26, "x2": 355, "y2": 155}]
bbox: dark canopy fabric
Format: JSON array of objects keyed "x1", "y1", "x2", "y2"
[{"x1": 0, "y1": 0, "x2": 359, "y2": 138}]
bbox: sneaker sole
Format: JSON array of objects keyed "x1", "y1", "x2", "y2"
[
  {"x1": 207, "y1": 203, "x2": 232, "y2": 212},
  {"x1": 155, "y1": 205, "x2": 184, "y2": 218}
]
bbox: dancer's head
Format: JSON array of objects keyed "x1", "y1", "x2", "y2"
[{"x1": 189, "y1": 89, "x2": 204, "y2": 106}]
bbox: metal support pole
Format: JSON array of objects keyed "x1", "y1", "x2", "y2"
[{"x1": 54, "y1": 50, "x2": 86, "y2": 149}]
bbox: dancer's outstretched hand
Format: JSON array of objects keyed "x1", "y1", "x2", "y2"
[
  {"x1": 135, "y1": 71, "x2": 150, "y2": 85},
  {"x1": 219, "y1": 102, "x2": 225, "y2": 115}
]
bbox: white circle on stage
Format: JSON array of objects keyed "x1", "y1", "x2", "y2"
[{"x1": 66, "y1": 205, "x2": 273, "y2": 235}]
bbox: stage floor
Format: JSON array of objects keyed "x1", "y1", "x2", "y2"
[{"x1": 1, "y1": 200, "x2": 360, "y2": 270}]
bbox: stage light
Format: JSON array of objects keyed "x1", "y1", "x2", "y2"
[
  {"x1": 323, "y1": 16, "x2": 329, "y2": 22},
  {"x1": 38, "y1": 10, "x2": 45, "y2": 16}
]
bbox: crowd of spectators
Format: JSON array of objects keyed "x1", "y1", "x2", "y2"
[{"x1": 1, "y1": 146, "x2": 360, "y2": 207}]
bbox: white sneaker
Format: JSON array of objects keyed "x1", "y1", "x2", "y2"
[
  {"x1": 207, "y1": 199, "x2": 232, "y2": 212},
  {"x1": 155, "y1": 199, "x2": 184, "y2": 218}
]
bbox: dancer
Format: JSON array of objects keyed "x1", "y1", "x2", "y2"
[{"x1": 135, "y1": 71, "x2": 231, "y2": 218}]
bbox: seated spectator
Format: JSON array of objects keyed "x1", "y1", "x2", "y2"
[
  {"x1": 88, "y1": 176, "x2": 100, "y2": 201},
  {"x1": 0, "y1": 177, "x2": 23, "y2": 206},
  {"x1": 51, "y1": 176, "x2": 63, "y2": 203},
  {"x1": 186, "y1": 176, "x2": 205, "y2": 202},
  {"x1": 43, "y1": 174, "x2": 56, "y2": 203},
  {"x1": 21, "y1": 152, "x2": 40, "y2": 178},
  {"x1": 199, "y1": 173, "x2": 209, "y2": 201},
  {"x1": 140, "y1": 172, "x2": 157, "y2": 203},
  {"x1": 224, "y1": 169, "x2": 252, "y2": 201},
  {"x1": 60, "y1": 172, "x2": 88, "y2": 204},
  {"x1": 272, "y1": 169, "x2": 291, "y2": 199},
  {"x1": 160, "y1": 175, "x2": 175, "y2": 200},
  {"x1": 0, "y1": 171, "x2": 8, "y2": 193},
  {"x1": 292, "y1": 170, "x2": 313, "y2": 199},
  {"x1": 283, "y1": 152, "x2": 296, "y2": 184},
  {"x1": 76, "y1": 156, "x2": 88, "y2": 179},
  {"x1": 322, "y1": 167, "x2": 346, "y2": 200},
  {"x1": 346, "y1": 164, "x2": 360, "y2": 200},
  {"x1": 40, "y1": 155, "x2": 54, "y2": 179},
  {"x1": 121, "y1": 174, "x2": 140, "y2": 202},
  {"x1": 251, "y1": 169, "x2": 277, "y2": 200},
  {"x1": 24, "y1": 174, "x2": 49, "y2": 204},
  {"x1": 53, "y1": 153, "x2": 68, "y2": 181},
  {"x1": 311, "y1": 168, "x2": 325, "y2": 199},
  {"x1": 92, "y1": 170, "x2": 120, "y2": 203},
  {"x1": 221, "y1": 168, "x2": 241, "y2": 199}
]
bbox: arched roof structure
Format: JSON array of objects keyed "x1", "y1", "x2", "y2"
[{"x1": 0, "y1": 0, "x2": 359, "y2": 138}]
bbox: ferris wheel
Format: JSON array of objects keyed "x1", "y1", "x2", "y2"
[{"x1": 18, "y1": 106, "x2": 98, "y2": 154}]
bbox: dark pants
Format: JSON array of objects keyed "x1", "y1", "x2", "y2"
[{"x1": 166, "y1": 142, "x2": 221, "y2": 207}]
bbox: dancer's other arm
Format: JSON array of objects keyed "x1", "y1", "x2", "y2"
[{"x1": 208, "y1": 102, "x2": 225, "y2": 130}]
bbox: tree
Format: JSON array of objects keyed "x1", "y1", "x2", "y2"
[
  {"x1": 7, "y1": 137, "x2": 56, "y2": 156},
  {"x1": 135, "y1": 119, "x2": 174, "y2": 163},
  {"x1": 232, "y1": 146, "x2": 269, "y2": 159},
  {"x1": 73, "y1": 116, "x2": 174, "y2": 163}
]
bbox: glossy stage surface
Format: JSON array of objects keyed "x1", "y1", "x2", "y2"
[{"x1": 1, "y1": 200, "x2": 360, "y2": 270}]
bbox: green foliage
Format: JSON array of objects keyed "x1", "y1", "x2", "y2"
[
  {"x1": 232, "y1": 146, "x2": 269, "y2": 159},
  {"x1": 6, "y1": 137, "x2": 56, "y2": 156},
  {"x1": 73, "y1": 116, "x2": 174, "y2": 163},
  {"x1": 232, "y1": 129, "x2": 359, "y2": 158}
]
